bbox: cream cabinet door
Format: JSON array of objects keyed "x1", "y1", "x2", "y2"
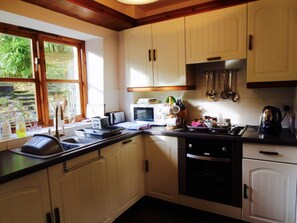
[
  {"x1": 243, "y1": 159, "x2": 297, "y2": 223},
  {"x1": 124, "y1": 18, "x2": 186, "y2": 87},
  {"x1": 48, "y1": 151, "x2": 112, "y2": 223},
  {"x1": 186, "y1": 4, "x2": 247, "y2": 64},
  {"x1": 144, "y1": 135, "x2": 179, "y2": 204},
  {"x1": 0, "y1": 170, "x2": 52, "y2": 223},
  {"x1": 102, "y1": 135, "x2": 145, "y2": 218},
  {"x1": 124, "y1": 24, "x2": 153, "y2": 87},
  {"x1": 152, "y1": 18, "x2": 186, "y2": 86},
  {"x1": 247, "y1": 0, "x2": 297, "y2": 82}
]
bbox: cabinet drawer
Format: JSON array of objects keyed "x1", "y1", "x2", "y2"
[{"x1": 243, "y1": 143, "x2": 297, "y2": 164}]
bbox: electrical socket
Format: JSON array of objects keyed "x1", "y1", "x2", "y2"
[
  {"x1": 282, "y1": 103, "x2": 294, "y2": 112},
  {"x1": 274, "y1": 103, "x2": 294, "y2": 112}
]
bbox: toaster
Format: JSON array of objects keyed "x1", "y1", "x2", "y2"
[{"x1": 105, "y1": 111, "x2": 125, "y2": 125}]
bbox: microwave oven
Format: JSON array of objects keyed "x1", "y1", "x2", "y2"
[{"x1": 130, "y1": 104, "x2": 165, "y2": 126}]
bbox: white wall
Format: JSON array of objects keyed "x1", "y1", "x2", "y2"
[{"x1": 0, "y1": 0, "x2": 120, "y2": 116}]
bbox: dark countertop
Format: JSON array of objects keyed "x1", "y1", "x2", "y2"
[
  {"x1": 143, "y1": 126, "x2": 297, "y2": 146},
  {"x1": 0, "y1": 130, "x2": 141, "y2": 184},
  {"x1": 1, "y1": 125, "x2": 297, "y2": 185}
]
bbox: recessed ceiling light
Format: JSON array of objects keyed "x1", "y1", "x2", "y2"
[{"x1": 116, "y1": 0, "x2": 159, "y2": 5}]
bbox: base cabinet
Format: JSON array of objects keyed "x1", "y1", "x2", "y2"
[
  {"x1": 0, "y1": 170, "x2": 52, "y2": 223},
  {"x1": 48, "y1": 150, "x2": 112, "y2": 223},
  {"x1": 144, "y1": 135, "x2": 179, "y2": 203},
  {"x1": 243, "y1": 143, "x2": 297, "y2": 223},
  {"x1": 102, "y1": 135, "x2": 145, "y2": 219}
]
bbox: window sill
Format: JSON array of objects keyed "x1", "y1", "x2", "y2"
[{"x1": 0, "y1": 121, "x2": 92, "y2": 150}]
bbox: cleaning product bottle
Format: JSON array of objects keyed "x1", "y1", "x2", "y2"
[
  {"x1": 1, "y1": 115, "x2": 12, "y2": 137},
  {"x1": 15, "y1": 113, "x2": 26, "y2": 138}
]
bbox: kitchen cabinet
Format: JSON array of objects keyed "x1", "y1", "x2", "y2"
[
  {"x1": 242, "y1": 143, "x2": 297, "y2": 223},
  {"x1": 144, "y1": 135, "x2": 179, "y2": 203},
  {"x1": 0, "y1": 170, "x2": 52, "y2": 223},
  {"x1": 124, "y1": 18, "x2": 193, "y2": 88},
  {"x1": 102, "y1": 135, "x2": 145, "y2": 218},
  {"x1": 48, "y1": 150, "x2": 112, "y2": 223},
  {"x1": 247, "y1": 0, "x2": 297, "y2": 83},
  {"x1": 185, "y1": 4, "x2": 247, "y2": 64}
]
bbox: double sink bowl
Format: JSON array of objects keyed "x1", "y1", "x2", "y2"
[{"x1": 10, "y1": 129, "x2": 128, "y2": 159}]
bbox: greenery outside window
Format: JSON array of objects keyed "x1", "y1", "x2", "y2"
[{"x1": 0, "y1": 23, "x2": 87, "y2": 127}]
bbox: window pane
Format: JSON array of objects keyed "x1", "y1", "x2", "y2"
[
  {"x1": 0, "y1": 82, "x2": 37, "y2": 123},
  {"x1": 48, "y1": 83, "x2": 81, "y2": 119},
  {"x1": 45, "y1": 42, "x2": 79, "y2": 80},
  {"x1": 0, "y1": 33, "x2": 34, "y2": 78}
]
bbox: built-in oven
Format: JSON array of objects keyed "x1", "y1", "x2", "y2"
[{"x1": 178, "y1": 137, "x2": 242, "y2": 208}]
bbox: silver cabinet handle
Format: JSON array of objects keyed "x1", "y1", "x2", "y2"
[{"x1": 63, "y1": 151, "x2": 103, "y2": 172}]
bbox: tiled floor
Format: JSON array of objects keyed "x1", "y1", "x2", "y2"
[{"x1": 114, "y1": 197, "x2": 247, "y2": 223}]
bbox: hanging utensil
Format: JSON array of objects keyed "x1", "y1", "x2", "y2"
[
  {"x1": 209, "y1": 72, "x2": 216, "y2": 97},
  {"x1": 227, "y1": 70, "x2": 234, "y2": 97},
  {"x1": 210, "y1": 71, "x2": 217, "y2": 100},
  {"x1": 220, "y1": 70, "x2": 229, "y2": 99},
  {"x1": 205, "y1": 71, "x2": 209, "y2": 97},
  {"x1": 231, "y1": 70, "x2": 240, "y2": 102}
]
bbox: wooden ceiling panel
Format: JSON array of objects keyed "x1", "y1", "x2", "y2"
[
  {"x1": 22, "y1": 0, "x2": 136, "y2": 31},
  {"x1": 21, "y1": 0, "x2": 251, "y2": 31}
]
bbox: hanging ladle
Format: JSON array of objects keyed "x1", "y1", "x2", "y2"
[
  {"x1": 227, "y1": 70, "x2": 234, "y2": 97},
  {"x1": 231, "y1": 70, "x2": 240, "y2": 102},
  {"x1": 205, "y1": 72, "x2": 209, "y2": 96},
  {"x1": 220, "y1": 70, "x2": 229, "y2": 99},
  {"x1": 208, "y1": 72, "x2": 216, "y2": 99}
]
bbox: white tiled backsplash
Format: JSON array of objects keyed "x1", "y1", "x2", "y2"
[{"x1": 133, "y1": 60, "x2": 296, "y2": 127}]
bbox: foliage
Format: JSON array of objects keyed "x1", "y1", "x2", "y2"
[{"x1": 0, "y1": 34, "x2": 33, "y2": 78}]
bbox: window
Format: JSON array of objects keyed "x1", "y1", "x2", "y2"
[{"x1": 0, "y1": 23, "x2": 87, "y2": 127}]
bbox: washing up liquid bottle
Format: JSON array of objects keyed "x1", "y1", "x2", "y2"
[
  {"x1": 1, "y1": 115, "x2": 12, "y2": 137},
  {"x1": 15, "y1": 113, "x2": 27, "y2": 138}
]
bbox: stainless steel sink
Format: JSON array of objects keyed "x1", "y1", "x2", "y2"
[
  {"x1": 10, "y1": 132, "x2": 131, "y2": 159},
  {"x1": 61, "y1": 136, "x2": 98, "y2": 145}
]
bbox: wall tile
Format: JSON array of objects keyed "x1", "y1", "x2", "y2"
[
  {"x1": 6, "y1": 138, "x2": 27, "y2": 149},
  {"x1": 0, "y1": 142, "x2": 7, "y2": 151}
]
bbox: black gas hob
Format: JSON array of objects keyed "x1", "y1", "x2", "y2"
[{"x1": 180, "y1": 125, "x2": 247, "y2": 136}]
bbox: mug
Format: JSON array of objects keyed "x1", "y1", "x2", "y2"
[
  {"x1": 171, "y1": 105, "x2": 180, "y2": 114},
  {"x1": 161, "y1": 106, "x2": 172, "y2": 115},
  {"x1": 166, "y1": 116, "x2": 182, "y2": 126}
]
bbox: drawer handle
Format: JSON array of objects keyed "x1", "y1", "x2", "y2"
[
  {"x1": 207, "y1": 56, "x2": 221, "y2": 61},
  {"x1": 259, "y1": 151, "x2": 279, "y2": 155},
  {"x1": 63, "y1": 150, "x2": 103, "y2": 172},
  {"x1": 122, "y1": 139, "x2": 132, "y2": 144}
]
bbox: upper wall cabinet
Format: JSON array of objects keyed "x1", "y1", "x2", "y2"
[
  {"x1": 185, "y1": 4, "x2": 247, "y2": 64},
  {"x1": 124, "y1": 18, "x2": 193, "y2": 88},
  {"x1": 247, "y1": 0, "x2": 297, "y2": 83}
]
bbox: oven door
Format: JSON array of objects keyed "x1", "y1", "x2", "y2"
[
  {"x1": 186, "y1": 153, "x2": 232, "y2": 204},
  {"x1": 178, "y1": 137, "x2": 242, "y2": 208}
]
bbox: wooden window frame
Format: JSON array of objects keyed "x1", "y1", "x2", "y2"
[{"x1": 0, "y1": 22, "x2": 87, "y2": 126}]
